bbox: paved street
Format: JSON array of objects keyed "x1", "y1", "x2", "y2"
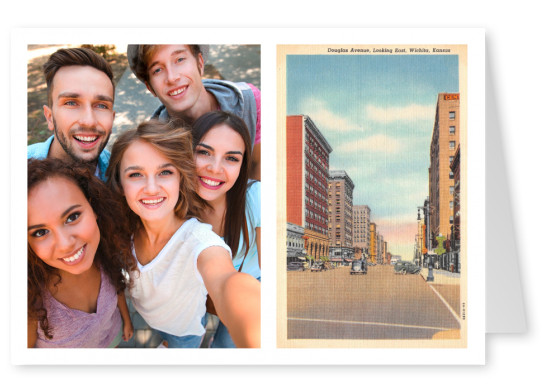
[{"x1": 287, "y1": 265, "x2": 460, "y2": 340}]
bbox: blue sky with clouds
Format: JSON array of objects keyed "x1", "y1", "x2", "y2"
[{"x1": 287, "y1": 54, "x2": 458, "y2": 259}]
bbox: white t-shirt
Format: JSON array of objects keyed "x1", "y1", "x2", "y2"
[{"x1": 129, "y1": 218, "x2": 231, "y2": 336}]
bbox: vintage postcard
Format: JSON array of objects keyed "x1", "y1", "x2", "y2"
[{"x1": 277, "y1": 34, "x2": 485, "y2": 360}]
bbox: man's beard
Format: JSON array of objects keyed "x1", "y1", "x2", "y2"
[{"x1": 53, "y1": 119, "x2": 110, "y2": 165}]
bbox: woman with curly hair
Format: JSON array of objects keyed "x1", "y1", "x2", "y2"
[
  {"x1": 27, "y1": 158, "x2": 136, "y2": 348},
  {"x1": 106, "y1": 119, "x2": 260, "y2": 348}
]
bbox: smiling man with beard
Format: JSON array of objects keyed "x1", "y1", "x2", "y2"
[{"x1": 28, "y1": 47, "x2": 115, "y2": 181}]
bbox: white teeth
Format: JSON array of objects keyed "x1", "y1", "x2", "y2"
[
  {"x1": 141, "y1": 198, "x2": 164, "y2": 205},
  {"x1": 201, "y1": 178, "x2": 222, "y2": 186},
  {"x1": 74, "y1": 135, "x2": 98, "y2": 142},
  {"x1": 63, "y1": 246, "x2": 84, "y2": 263},
  {"x1": 168, "y1": 87, "x2": 186, "y2": 96}
]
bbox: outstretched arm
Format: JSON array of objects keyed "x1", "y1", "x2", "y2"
[{"x1": 197, "y1": 246, "x2": 260, "y2": 348}]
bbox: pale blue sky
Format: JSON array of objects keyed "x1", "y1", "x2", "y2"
[{"x1": 287, "y1": 54, "x2": 459, "y2": 259}]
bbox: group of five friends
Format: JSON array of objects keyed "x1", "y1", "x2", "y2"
[{"x1": 27, "y1": 45, "x2": 261, "y2": 349}]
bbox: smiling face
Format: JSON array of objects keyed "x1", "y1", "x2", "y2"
[
  {"x1": 194, "y1": 124, "x2": 245, "y2": 204},
  {"x1": 28, "y1": 176, "x2": 100, "y2": 276},
  {"x1": 145, "y1": 45, "x2": 206, "y2": 120},
  {"x1": 119, "y1": 140, "x2": 181, "y2": 224},
  {"x1": 43, "y1": 65, "x2": 115, "y2": 164}
]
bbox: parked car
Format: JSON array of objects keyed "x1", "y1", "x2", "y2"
[
  {"x1": 394, "y1": 261, "x2": 421, "y2": 275},
  {"x1": 310, "y1": 261, "x2": 326, "y2": 272},
  {"x1": 350, "y1": 259, "x2": 367, "y2": 275},
  {"x1": 287, "y1": 261, "x2": 305, "y2": 271}
]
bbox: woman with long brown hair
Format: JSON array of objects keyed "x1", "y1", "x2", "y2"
[
  {"x1": 191, "y1": 111, "x2": 261, "y2": 348},
  {"x1": 106, "y1": 119, "x2": 260, "y2": 348}
]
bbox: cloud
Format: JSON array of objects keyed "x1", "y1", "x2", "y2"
[
  {"x1": 366, "y1": 104, "x2": 434, "y2": 124},
  {"x1": 299, "y1": 98, "x2": 359, "y2": 132},
  {"x1": 337, "y1": 134, "x2": 402, "y2": 154}
]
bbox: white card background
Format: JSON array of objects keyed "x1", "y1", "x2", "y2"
[
  {"x1": 9, "y1": 27, "x2": 486, "y2": 366},
  {"x1": 2, "y1": 1, "x2": 549, "y2": 389}
]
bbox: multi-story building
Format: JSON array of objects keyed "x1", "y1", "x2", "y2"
[
  {"x1": 450, "y1": 144, "x2": 460, "y2": 251},
  {"x1": 369, "y1": 223, "x2": 377, "y2": 264},
  {"x1": 377, "y1": 233, "x2": 383, "y2": 264},
  {"x1": 328, "y1": 170, "x2": 354, "y2": 261},
  {"x1": 429, "y1": 93, "x2": 460, "y2": 241},
  {"x1": 286, "y1": 222, "x2": 306, "y2": 265},
  {"x1": 353, "y1": 205, "x2": 371, "y2": 259},
  {"x1": 287, "y1": 115, "x2": 332, "y2": 261}
]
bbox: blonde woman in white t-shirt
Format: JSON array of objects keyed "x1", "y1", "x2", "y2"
[{"x1": 106, "y1": 120, "x2": 260, "y2": 348}]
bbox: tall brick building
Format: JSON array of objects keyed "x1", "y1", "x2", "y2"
[
  {"x1": 369, "y1": 223, "x2": 377, "y2": 264},
  {"x1": 353, "y1": 205, "x2": 371, "y2": 259},
  {"x1": 328, "y1": 170, "x2": 355, "y2": 261},
  {"x1": 429, "y1": 93, "x2": 460, "y2": 242},
  {"x1": 450, "y1": 144, "x2": 461, "y2": 250},
  {"x1": 286, "y1": 115, "x2": 332, "y2": 261}
]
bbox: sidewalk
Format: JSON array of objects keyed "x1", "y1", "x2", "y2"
[
  {"x1": 420, "y1": 268, "x2": 461, "y2": 317},
  {"x1": 420, "y1": 268, "x2": 461, "y2": 285}
]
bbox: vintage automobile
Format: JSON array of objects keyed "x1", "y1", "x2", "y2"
[
  {"x1": 394, "y1": 261, "x2": 421, "y2": 275},
  {"x1": 350, "y1": 259, "x2": 367, "y2": 275},
  {"x1": 287, "y1": 261, "x2": 305, "y2": 271},
  {"x1": 310, "y1": 261, "x2": 326, "y2": 272}
]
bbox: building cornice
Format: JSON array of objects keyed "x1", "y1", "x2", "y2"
[{"x1": 303, "y1": 115, "x2": 333, "y2": 154}]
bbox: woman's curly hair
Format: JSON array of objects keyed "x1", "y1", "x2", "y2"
[{"x1": 27, "y1": 158, "x2": 137, "y2": 339}]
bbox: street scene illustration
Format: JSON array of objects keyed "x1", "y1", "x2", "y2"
[{"x1": 281, "y1": 45, "x2": 465, "y2": 345}]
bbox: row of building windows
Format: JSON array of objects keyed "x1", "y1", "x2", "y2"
[
  {"x1": 305, "y1": 196, "x2": 327, "y2": 214},
  {"x1": 306, "y1": 154, "x2": 328, "y2": 174},
  {"x1": 307, "y1": 184, "x2": 325, "y2": 201},
  {"x1": 305, "y1": 221, "x2": 328, "y2": 235},
  {"x1": 287, "y1": 239, "x2": 303, "y2": 248},
  {"x1": 305, "y1": 133, "x2": 329, "y2": 163},
  {"x1": 307, "y1": 171, "x2": 326, "y2": 190},
  {"x1": 307, "y1": 209, "x2": 327, "y2": 224},
  {"x1": 305, "y1": 145, "x2": 328, "y2": 168}
]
